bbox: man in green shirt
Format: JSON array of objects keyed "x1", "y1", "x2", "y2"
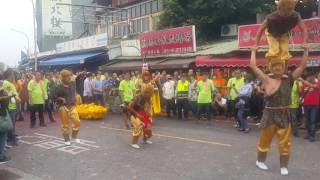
[
  {"x1": 227, "y1": 69, "x2": 245, "y2": 125},
  {"x1": 119, "y1": 72, "x2": 135, "y2": 129},
  {"x1": 2, "y1": 69, "x2": 20, "y2": 146},
  {"x1": 289, "y1": 79, "x2": 303, "y2": 137},
  {"x1": 28, "y1": 72, "x2": 47, "y2": 128},
  {"x1": 197, "y1": 72, "x2": 215, "y2": 122}
]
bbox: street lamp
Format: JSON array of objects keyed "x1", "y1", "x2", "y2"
[
  {"x1": 10, "y1": 28, "x2": 30, "y2": 60},
  {"x1": 30, "y1": 0, "x2": 38, "y2": 71}
]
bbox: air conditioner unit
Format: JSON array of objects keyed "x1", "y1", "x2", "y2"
[{"x1": 221, "y1": 24, "x2": 238, "y2": 37}]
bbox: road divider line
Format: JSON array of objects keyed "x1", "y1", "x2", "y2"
[{"x1": 100, "y1": 126, "x2": 232, "y2": 148}]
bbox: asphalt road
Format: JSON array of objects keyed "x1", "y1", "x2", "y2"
[{"x1": 1, "y1": 113, "x2": 319, "y2": 180}]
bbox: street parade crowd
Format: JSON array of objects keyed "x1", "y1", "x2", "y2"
[{"x1": 0, "y1": 0, "x2": 320, "y2": 177}]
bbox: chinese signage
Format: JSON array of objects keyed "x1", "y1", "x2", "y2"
[
  {"x1": 56, "y1": 33, "x2": 108, "y2": 53},
  {"x1": 139, "y1": 26, "x2": 196, "y2": 56},
  {"x1": 238, "y1": 18, "x2": 320, "y2": 48},
  {"x1": 42, "y1": 0, "x2": 72, "y2": 37}
]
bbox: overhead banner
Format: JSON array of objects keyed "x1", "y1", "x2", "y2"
[
  {"x1": 139, "y1": 26, "x2": 196, "y2": 56},
  {"x1": 42, "y1": 0, "x2": 72, "y2": 37},
  {"x1": 238, "y1": 18, "x2": 320, "y2": 48},
  {"x1": 56, "y1": 33, "x2": 108, "y2": 53}
]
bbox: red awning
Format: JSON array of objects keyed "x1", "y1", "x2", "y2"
[{"x1": 196, "y1": 55, "x2": 320, "y2": 67}]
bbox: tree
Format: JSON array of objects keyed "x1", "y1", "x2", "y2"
[{"x1": 160, "y1": 0, "x2": 275, "y2": 42}]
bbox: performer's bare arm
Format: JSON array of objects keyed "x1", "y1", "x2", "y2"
[
  {"x1": 249, "y1": 47, "x2": 270, "y2": 84},
  {"x1": 292, "y1": 47, "x2": 309, "y2": 80},
  {"x1": 255, "y1": 20, "x2": 267, "y2": 46}
]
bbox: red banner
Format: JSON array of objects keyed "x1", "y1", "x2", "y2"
[
  {"x1": 139, "y1": 26, "x2": 196, "y2": 56},
  {"x1": 238, "y1": 18, "x2": 320, "y2": 48}
]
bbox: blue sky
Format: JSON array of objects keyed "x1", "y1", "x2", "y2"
[{"x1": 0, "y1": 0, "x2": 34, "y2": 67}]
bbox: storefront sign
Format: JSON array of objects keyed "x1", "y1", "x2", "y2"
[
  {"x1": 56, "y1": 33, "x2": 108, "y2": 53},
  {"x1": 42, "y1": 0, "x2": 72, "y2": 37},
  {"x1": 120, "y1": 40, "x2": 141, "y2": 57},
  {"x1": 238, "y1": 18, "x2": 320, "y2": 48},
  {"x1": 140, "y1": 26, "x2": 196, "y2": 56}
]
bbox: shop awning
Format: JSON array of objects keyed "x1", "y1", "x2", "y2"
[
  {"x1": 196, "y1": 55, "x2": 320, "y2": 67},
  {"x1": 100, "y1": 60, "x2": 164, "y2": 71},
  {"x1": 152, "y1": 58, "x2": 194, "y2": 69},
  {"x1": 39, "y1": 52, "x2": 105, "y2": 66}
]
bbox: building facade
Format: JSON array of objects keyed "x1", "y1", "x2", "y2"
[
  {"x1": 97, "y1": 0, "x2": 163, "y2": 41},
  {"x1": 36, "y1": 0, "x2": 96, "y2": 52}
]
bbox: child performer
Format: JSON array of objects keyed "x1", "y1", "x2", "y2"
[
  {"x1": 255, "y1": 0, "x2": 308, "y2": 69},
  {"x1": 125, "y1": 84, "x2": 154, "y2": 149}
]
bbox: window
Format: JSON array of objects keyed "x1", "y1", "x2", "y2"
[
  {"x1": 132, "y1": 20, "x2": 137, "y2": 33},
  {"x1": 142, "y1": 17, "x2": 149, "y2": 32},
  {"x1": 137, "y1": 19, "x2": 142, "y2": 32},
  {"x1": 146, "y1": 2, "x2": 151, "y2": 14},
  {"x1": 117, "y1": 24, "x2": 121, "y2": 37},
  {"x1": 152, "y1": 0, "x2": 158, "y2": 13},
  {"x1": 121, "y1": 10, "x2": 127, "y2": 21},
  {"x1": 135, "y1": 5, "x2": 140, "y2": 17},
  {"x1": 128, "y1": 8, "x2": 132, "y2": 18},
  {"x1": 158, "y1": 0, "x2": 163, "y2": 11},
  {"x1": 131, "y1": 7, "x2": 136, "y2": 18},
  {"x1": 141, "y1": 3, "x2": 146, "y2": 16}
]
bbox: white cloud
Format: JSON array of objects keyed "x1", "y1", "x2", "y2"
[{"x1": 0, "y1": 0, "x2": 34, "y2": 67}]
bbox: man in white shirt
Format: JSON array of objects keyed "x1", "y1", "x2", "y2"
[
  {"x1": 83, "y1": 73, "x2": 93, "y2": 103},
  {"x1": 162, "y1": 75, "x2": 175, "y2": 117}
]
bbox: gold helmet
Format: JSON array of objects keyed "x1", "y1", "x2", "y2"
[{"x1": 277, "y1": 0, "x2": 297, "y2": 9}]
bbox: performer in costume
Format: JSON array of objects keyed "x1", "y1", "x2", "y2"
[
  {"x1": 55, "y1": 70, "x2": 81, "y2": 146},
  {"x1": 250, "y1": 46, "x2": 309, "y2": 176},
  {"x1": 125, "y1": 84, "x2": 154, "y2": 149},
  {"x1": 135, "y1": 71, "x2": 161, "y2": 116},
  {"x1": 255, "y1": 0, "x2": 308, "y2": 69}
]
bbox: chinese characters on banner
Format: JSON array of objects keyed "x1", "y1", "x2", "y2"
[
  {"x1": 42, "y1": 0, "x2": 72, "y2": 37},
  {"x1": 139, "y1": 26, "x2": 196, "y2": 56},
  {"x1": 238, "y1": 18, "x2": 320, "y2": 48}
]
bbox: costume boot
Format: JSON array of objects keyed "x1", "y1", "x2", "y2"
[
  {"x1": 280, "y1": 155, "x2": 289, "y2": 176},
  {"x1": 256, "y1": 151, "x2": 268, "y2": 170},
  {"x1": 63, "y1": 134, "x2": 71, "y2": 146},
  {"x1": 72, "y1": 130, "x2": 81, "y2": 143}
]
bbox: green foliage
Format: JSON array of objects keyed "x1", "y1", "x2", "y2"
[{"x1": 160, "y1": 0, "x2": 276, "y2": 41}]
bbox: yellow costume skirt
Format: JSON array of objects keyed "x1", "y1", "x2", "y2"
[{"x1": 151, "y1": 91, "x2": 161, "y2": 115}]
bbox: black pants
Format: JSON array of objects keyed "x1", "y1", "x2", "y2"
[
  {"x1": 227, "y1": 99, "x2": 237, "y2": 119},
  {"x1": 30, "y1": 104, "x2": 45, "y2": 126},
  {"x1": 289, "y1": 108, "x2": 300, "y2": 135},
  {"x1": 177, "y1": 99, "x2": 188, "y2": 119},
  {"x1": 304, "y1": 105, "x2": 319, "y2": 138},
  {"x1": 165, "y1": 99, "x2": 174, "y2": 116},
  {"x1": 45, "y1": 100, "x2": 54, "y2": 121},
  {"x1": 198, "y1": 103, "x2": 212, "y2": 121}
]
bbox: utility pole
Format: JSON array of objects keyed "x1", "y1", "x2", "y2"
[{"x1": 30, "y1": 0, "x2": 38, "y2": 71}]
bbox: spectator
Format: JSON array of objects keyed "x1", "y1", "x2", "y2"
[
  {"x1": 188, "y1": 75, "x2": 198, "y2": 118},
  {"x1": 28, "y1": 72, "x2": 47, "y2": 128},
  {"x1": 162, "y1": 75, "x2": 175, "y2": 117},
  {"x1": 212, "y1": 93, "x2": 227, "y2": 116},
  {"x1": 289, "y1": 78, "x2": 303, "y2": 137},
  {"x1": 0, "y1": 80, "x2": 12, "y2": 164},
  {"x1": 119, "y1": 72, "x2": 135, "y2": 129},
  {"x1": 83, "y1": 73, "x2": 93, "y2": 103},
  {"x1": 43, "y1": 73, "x2": 55, "y2": 123},
  {"x1": 175, "y1": 74, "x2": 189, "y2": 120},
  {"x1": 197, "y1": 72, "x2": 215, "y2": 122},
  {"x1": 93, "y1": 72, "x2": 104, "y2": 105},
  {"x1": 227, "y1": 69, "x2": 245, "y2": 127},
  {"x1": 236, "y1": 79, "x2": 253, "y2": 133},
  {"x1": 302, "y1": 72, "x2": 320, "y2": 142},
  {"x1": 2, "y1": 69, "x2": 20, "y2": 146},
  {"x1": 18, "y1": 73, "x2": 29, "y2": 113}
]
